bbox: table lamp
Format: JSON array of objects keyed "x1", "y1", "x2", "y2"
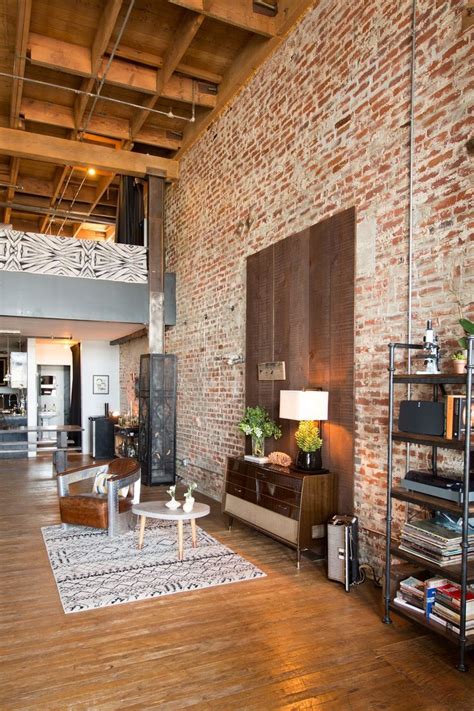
[{"x1": 279, "y1": 390, "x2": 329, "y2": 471}]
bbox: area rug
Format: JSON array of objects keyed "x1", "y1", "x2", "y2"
[{"x1": 41, "y1": 520, "x2": 265, "y2": 613}]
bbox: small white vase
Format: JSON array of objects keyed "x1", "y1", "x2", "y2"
[
  {"x1": 183, "y1": 496, "x2": 195, "y2": 513},
  {"x1": 165, "y1": 497, "x2": 181, "y2": 510}
]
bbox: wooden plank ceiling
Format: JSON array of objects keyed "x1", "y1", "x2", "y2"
[{"x1": 0, "y1": 0, "x2": 314, "y2": 239}]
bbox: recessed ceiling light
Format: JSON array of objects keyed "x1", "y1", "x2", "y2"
[{"x1": 87, "y1": 167, "x2": 96, "y2": 176}]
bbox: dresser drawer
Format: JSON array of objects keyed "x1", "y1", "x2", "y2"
[
  {"x1": 227, "y1": 458, "x2": 302, "y2": 492},
  {"x1": 254, "y1": 467, "x2": 302, "y2": 492},
  {"x1": 227, "y1": 469, "x2": 254, "y2": 490},
  {"x1": 226, "y1": 481, "x2": 257, "y2": 505},
  {"x1": 255, "y1": 480, "x2": 301, "y2": 507},
  {"x1": 258, "y1": 494, "x2": 299, "y2": 520}
]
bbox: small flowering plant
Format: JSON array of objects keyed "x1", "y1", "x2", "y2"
[
  {"x1": 185, "y1": 482, "x2": 197, "y2": 499},
  {"x1": 167, "y1": 485, "x2": 176, "y2": 498},
  {"x1": 238, "y1": 406, "x2": 281, "y2": 457}
]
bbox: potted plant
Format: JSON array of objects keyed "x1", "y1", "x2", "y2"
[
  {"x1": 458, "y1": 318, "x2": 474, "y2": 349},
  {"x1": 295, "y1": 420, "x2": 323, "y2": 471},
  {"x1": 183, "y1": 482, "x2": 197, "y2": 513},
  {"x1": 238, "y1": 406, "x2": 282, "y2": 460},
  {"x1": 451, "y1": 350, "x2": 467, "y2": 374}
]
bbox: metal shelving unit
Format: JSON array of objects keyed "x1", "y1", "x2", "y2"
[{"x1": 383, "y1": 335, "x2": 473, "y2": 671}]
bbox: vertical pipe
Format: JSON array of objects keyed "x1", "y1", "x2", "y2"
[
  {"x1": 457, "y1": 334, "x2": 473, "y2": 672},
  {"x1": 406, "y1": 0, "x2": 417, "y2": 474},
  {"x1": 407, "y1": 0, "x2": 417, "y2": 359},
  {"x1": 383, "y1": 343, "x2": 396, "y2": 624}
]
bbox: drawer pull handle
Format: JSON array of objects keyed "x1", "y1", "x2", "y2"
[{"x1": 235, "y1": 487, "x2": 242, "y2": 494}]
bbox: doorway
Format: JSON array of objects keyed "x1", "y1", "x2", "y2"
[{"x1": 38, "y1": 365, "x2": 71, "y2": 439}]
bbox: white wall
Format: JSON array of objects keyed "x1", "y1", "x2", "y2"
[
  {"x1": 81, "y1": 341, "x2": 120, "y2": 454},
  {"x1": 36, "y1": 342, "x2": 73, "y2": 367}
]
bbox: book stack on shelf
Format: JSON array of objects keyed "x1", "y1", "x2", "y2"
[
  {"x1": 394, "y1": 574, "x2": 447, "y2": 617},
  {"x1": 430, "y1": 583, "x2": 474, "y2": 638},
  {"x1": 399, "y1": 518, "x2": 474, "y2": 567},
  {"x1": 445, "y1": 395, "x2": 474, "y2": 440}
]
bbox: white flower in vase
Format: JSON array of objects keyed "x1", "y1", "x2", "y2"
[
  {"x1": 183, "y1": 482, "x2": 197, "y2": 513},
  {"x1": 165, "y1": 484, "x2": 180, "y2": 509}
]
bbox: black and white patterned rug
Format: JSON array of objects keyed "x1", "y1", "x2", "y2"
[{"x1": 41, "y1": 520, "x2": 266, "y2": 614}]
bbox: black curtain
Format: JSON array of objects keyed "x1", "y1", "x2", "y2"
[
  {"x1": 69, "y1": 343, "x2": 82, "y2": 447},
  {"x1": 116, "y1": 176, "x2": 144, "y2": 245}
]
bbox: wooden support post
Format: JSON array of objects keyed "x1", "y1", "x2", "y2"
[{"x1": 147, "y1": 175, "x2": 165, "y2": 354}]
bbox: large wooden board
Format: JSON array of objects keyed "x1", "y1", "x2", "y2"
[{"x1": 245, "y1": 209, "x2": 355, "y2": 511}]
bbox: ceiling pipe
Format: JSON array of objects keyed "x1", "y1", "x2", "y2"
[
  {"x1": 0, "y1": 74, "x2": 196, "y2": 123},
  {"x1": 48, "y1": 0, "x2": 137, "y2": 234},
  {"x1": 0, "y1": 200, "x2": 115, "y2": 224}
]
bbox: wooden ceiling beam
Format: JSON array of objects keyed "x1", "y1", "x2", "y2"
[
  {"x1": 176, "y1": 0, "x2": 319, "y2": 157},
  {"x1": 21, "y1": 98, "x2": 182, "y2": 150},
  {"x1": 19, "y1": 175, "x2": 117, "y2": 205},
  {"x1": 109, "y1": 44, "x2": 223, "y2": 84},
  {"x1": 39, "y1": 166, "x2": 69, "y2": 233},
  {"x1": 10, "y1": 0, "x2": 32, "y2": 128},
  {"x1": 3, "y1": 159, "x2": 20, "y2": 225},
  {"x1": 0, "y1": 128, "x2": 179, "y2": 179},
  {"x1": 167, "y1": 0, "x2": 276, "y2": 36},
  {"x1": 28, "y1": 35, "x2": 217, "y2": 109},
  {"x1": 74, "y1": 0, "x2": 124, "y2": 131},
  {"x1": 131, "y1": 11, "x2": 205, "y2": 137},
  {"x1": 6, "y1": 0, "x2": 32, "y2": 223}
]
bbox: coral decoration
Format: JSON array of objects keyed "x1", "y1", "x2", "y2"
[{"x1": 268, "y1": 451, "x2": 292, "y2": 467}]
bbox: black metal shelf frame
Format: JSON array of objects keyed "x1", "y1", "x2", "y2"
[{"x1": 383, "y1": 335, "x2": 473, "y2": 672}]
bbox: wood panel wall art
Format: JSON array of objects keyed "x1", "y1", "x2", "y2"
[{"x1": 246, "y1": 208, "x2": 355, "y2": 512}]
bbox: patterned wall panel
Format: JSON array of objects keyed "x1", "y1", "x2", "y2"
[{"x1": 0, "y1": 229, "x2": 147, "y2": 283}]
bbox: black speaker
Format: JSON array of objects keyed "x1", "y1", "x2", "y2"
[{"x1": 398, "y1": 400, "x2": 445, "y2": 436}]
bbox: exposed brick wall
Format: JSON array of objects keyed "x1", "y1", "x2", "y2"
[{"x1": 124, "y1": 0, "x2": 472, "y2": 569}]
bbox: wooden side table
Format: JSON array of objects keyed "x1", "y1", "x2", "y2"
[{"x1": 132, "y1": 501, "x2": 210, "y2": 561}]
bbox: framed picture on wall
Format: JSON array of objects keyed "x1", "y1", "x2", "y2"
[{"x1": 93, "y1": 374, "x2": 109, "y2": 394}]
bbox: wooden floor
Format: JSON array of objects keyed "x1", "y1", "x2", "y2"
[{"x1": 2, "y1": 456, "x2": 474, "y2": 710}]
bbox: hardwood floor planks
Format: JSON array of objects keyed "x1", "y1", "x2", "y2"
[{"x1": 1, "y1": 455, "x2": 474, "y2": 709}]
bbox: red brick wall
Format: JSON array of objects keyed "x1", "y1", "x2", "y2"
[{"x1": 137, "y1": 0, "x2": 471, "y2": 568}]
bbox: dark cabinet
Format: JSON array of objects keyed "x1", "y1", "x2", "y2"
[{"x1": 223, "y1": 457, "x2": 337, "y2": 566}]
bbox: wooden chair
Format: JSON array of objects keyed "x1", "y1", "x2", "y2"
[{"x1": 56, "y1": 458, "x2": 141, "y2": 537}]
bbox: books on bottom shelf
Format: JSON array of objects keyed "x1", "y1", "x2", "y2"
[
  {"x1": 394, "y1": 576, "x2": 474, "y2": 639},
  {"x1": 399, "y1": 518, "x2": 474, "y2": 567}
]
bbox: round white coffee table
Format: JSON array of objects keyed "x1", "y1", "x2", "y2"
[{"x1": 132, "y1": 501, "x2": 210, "y2": 561}]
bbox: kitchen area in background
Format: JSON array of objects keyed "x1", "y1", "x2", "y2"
[{"x1": 0, "y1": 330, "x2": 121, "y2": 458}]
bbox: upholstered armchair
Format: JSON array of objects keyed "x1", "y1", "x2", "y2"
[{"x1": 56, "y1": 458, "x2": 141, "y2": 537}]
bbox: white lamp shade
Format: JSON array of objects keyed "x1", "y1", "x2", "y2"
[{"x1": 279, "y1": 390, "x2": 328, "y2": 421}]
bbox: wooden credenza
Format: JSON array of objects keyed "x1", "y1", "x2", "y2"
[{"x1": 223, "y1": 457, "x2": 337, "y2": 565}]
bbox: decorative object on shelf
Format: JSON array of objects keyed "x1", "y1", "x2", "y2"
[
  {"x1": 267, "y1": 451, "x2": 292, "y2": 467},
  {"x1": 458, "y1": 317, "x2": 474, "y2": 351},
  {"x1": 93, "y1": 374, "x2": 109, "y2": 395},
  {"x1": 451, "y1": 350, "x2": 467, "y2": 374},
  {"x1": 416, "y1": 319, "x2": 440, "y2": 374},
  {"x1": 279, "y1": 390, "x2": 328, "y2": 471},
  {"x1": 165, "y1": 485, "x2": 180, "y2": 510},
  {"x1": 238, "y1": 405, "x2": 282, "y2": 463},
  {"x1": 183, "y1": 482, "x2": 197, "y2": 513}
]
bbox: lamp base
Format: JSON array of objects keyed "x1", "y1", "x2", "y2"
[{"x1": 296, "y1": 449, "x2": 322, "y2": 471}]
